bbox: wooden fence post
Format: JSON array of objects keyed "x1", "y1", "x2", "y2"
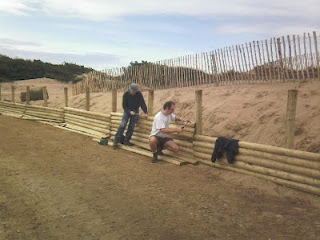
[
  {"x1": 285, "y1": 89, "x2": 298, "y2": 149},
  {"x1": 0, "y1": 84, "x2": 2, "y2": 101},
  {"x1": 43, "y1": 86, "x2": 48, "y2": 107},
  {"x1": 148, "y1": 89, "x2": 154, "y2": 116},
  {"x1": 195, "y1": 90, "x2": 203, "y2": 135},
  {"x1": 26, "y1": 86, "x2": 30, "y2": 104},
  {"x1": 86, "y1": 87, "x2": 90, "y2": 111},
  {"x1": 112, "y1": 88, "x2": 117, "y2": 112},
  {"x1": 11, "y1": 85, "x2": 15, "y2": 103},
  {"x1": 64, "y1": 87, "x2": 68, "y2": 107}
]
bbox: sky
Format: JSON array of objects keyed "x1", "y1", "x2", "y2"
[{"x1": 0, "y1": 0, "x2": 319, "y2": 70}]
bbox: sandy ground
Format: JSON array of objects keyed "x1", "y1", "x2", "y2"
[
  {"x1": 1, "y1": 78, "x2": 320, "y2": 152},
  {"x1": 0, "y1": 115, "x2": 320, "y2": 239}
]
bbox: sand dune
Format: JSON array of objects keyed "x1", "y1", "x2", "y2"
[{"x1": 1, "y1": 78, "x2": 319, "y2": 152}]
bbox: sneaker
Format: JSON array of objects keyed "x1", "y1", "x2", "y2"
[
  {"x1": 152, "y1": 152, "x2": 158, "y2": 163},
  {"x1": 124, "y1": 142, "x2": 134, "y2": 146},
  {"x1": 157, "y1": 146, "x2": 164, "y2": 155},
  {"x1": 112, "y1": 140, "x2": 119, "y2": 148}
]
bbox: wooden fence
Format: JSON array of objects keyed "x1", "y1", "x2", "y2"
[
  {"x1": 0, "y1": 87, "x2": 319, "y2": 195},
  {"x1": 73, "y1": 31, "x2": 320, "y2": 94}
]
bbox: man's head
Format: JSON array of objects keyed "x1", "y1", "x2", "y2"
[
  {"x1": 162, "y1": 101, "x2": 175, "y2": 115},
  {"x1": 129, "y1": 83, "x2": 139, "y2": 95}
]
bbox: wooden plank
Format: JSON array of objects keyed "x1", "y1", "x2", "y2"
[{"x1": 196, "y1": 158, "x2": 320, "y2": 195}]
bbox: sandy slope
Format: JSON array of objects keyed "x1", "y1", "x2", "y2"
[
  {"x1": 1, "y1": 78, "x2": 319, "y2": 152},
  {"x1": 1, "y1": 115, "x2": 320, "y2": 239}
]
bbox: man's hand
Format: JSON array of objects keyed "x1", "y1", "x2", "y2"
[
  {"x1": 176, "y1": 127, "x2": 183, "y2": 133},
  {"x1": 179, "y1": 117, "x2": 190, "y2": 123},
  {"x1": 130, "y1": 111, "x2": 135, "y2": 116}
]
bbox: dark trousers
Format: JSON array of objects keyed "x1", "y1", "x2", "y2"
[{"x1": 115, "y1": 111, "x2": 138, "y2": 143}]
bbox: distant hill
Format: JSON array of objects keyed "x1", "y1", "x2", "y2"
[{"x1": 0, "y1": 54, "x2": 94, "y2": 83}]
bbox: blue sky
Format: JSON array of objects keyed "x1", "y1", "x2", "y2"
[{"x1": 0, "y1": 0, "x2": 319, "y2": 70}]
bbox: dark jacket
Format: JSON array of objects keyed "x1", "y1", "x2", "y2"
[
  {"x1": 211, "y1": 137, "x2": 239, "y2": 164},
  {"x1": 122, "y1": 91, "x2": 147, "y2": 116}
]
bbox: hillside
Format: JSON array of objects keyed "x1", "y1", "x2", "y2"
[
  {"x1": 1, "y1": 78, "x2": 319, "y2": 152},
  {"x1": 0, "y1": 54, "x2": 93, "y2": 83}
]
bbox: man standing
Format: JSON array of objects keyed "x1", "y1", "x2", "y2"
[
  {"x1": 113, "y1": 83, "x2": 147, "y2": 147},
  {"x1": 149, "y1": 101, "x2": 187, "y2": 163}
]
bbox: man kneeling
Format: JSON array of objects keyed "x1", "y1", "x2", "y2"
[{"x1": 149, "y1": 101, "x2": 187, "y2": 163}]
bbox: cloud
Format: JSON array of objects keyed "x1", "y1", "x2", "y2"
[
  {"x1": 0, "y1": 38, "x2": 41, "y2": 47},
  {"x1": 0, "y1": 0, "x2": 36, "y2": 16},
  {"x1": 1, "y1": 0, "x2": 319, "y2": 21},
  {"x1": 0, "y1": 45, "x2": 122, "y2": 70},
  {"x1": 1, "y1": 0, "x2": 318, "y2": 69},
  {"x1": 214, "y1": 23, "x2": 319, "y2": 37}
]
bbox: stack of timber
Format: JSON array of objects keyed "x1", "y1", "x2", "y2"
[
  {"x1": 0, "y1": 102, "x2": 25, "y2": 118},
  {"x1": 109, "y1": 112, "x2": 197, "y2": 166},
  {"x1": 2, "y1": 101, "x2": 319, "y2": 195},
  {"x1": 24, "y1": 105, "x2": 64, "y2": 123},
  {"x1": 62, "y1": 107, "x2": 111, "y2": 139},
  {"x1": 0, "y1": 102, "x2": 63, "y2": 124},
  {"x1": 193, "y1": 135, "x2": 320, "y2": 195}
]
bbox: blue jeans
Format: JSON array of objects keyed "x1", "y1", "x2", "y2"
[{"x1": 114, "y1": 111, "x2": 139, "y2": 143}]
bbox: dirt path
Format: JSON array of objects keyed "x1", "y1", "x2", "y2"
[{"x1": 1, "y1": 115, "x2": 319, "y2": 240}]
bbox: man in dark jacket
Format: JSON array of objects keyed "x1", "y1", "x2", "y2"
[{"x1": 113, "y1": 83, "x2": 147, "y2": 147}]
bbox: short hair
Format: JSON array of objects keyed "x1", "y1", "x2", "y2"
[{"x1": 163, "y1": 101, "x2": 175, "y2": 110}]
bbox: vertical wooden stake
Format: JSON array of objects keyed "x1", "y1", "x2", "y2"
[
  {"x1": 43, "y1": 86, "x2": 48, "y2": 107},
  {"x1": 285, "y1": 90, "x2": 298, "y2": 149},
  {"x1": 277, "y1": 38, "x2": 284, "y2": 82},
  {"x1": 269, "y1": 38, "x2": 275, "y2": 81},
  {"x1": 26, "y1": 86, "x2": 30, "y2": 104},
  {"x1": 249, "y1": 42, "x2": 256, "y2": 81},
  {"x1": 11, "y1": 85, "x2": 15, "y2": 103},
  {"x1": 308, "y1": 33, "x2": 315, "y2": 79},
  {"x1": 253, "y1": 41, "x2": 260, "y2": 81},
  {"x1": 195, "y1": 90, "x2": 203, "y2": 135},
  {"x1": 265, "y1": 39, "x2": 272, "y2": 81},
  {"x1": 257, "y1": 41, "x2": 263, "y2": 81},
  {"x1": 0, "y1": 84, "x2": 2, "y2": 101},
  {"x1": 293, "y1": 35, "x2": 299, "y2": 80},
  {"x1": 215, "y1": 49, "x2": 223, "y2": 84},
  {"x1": 241, "y1": 44, "x2": 249, "y2": 83},
  {"x1": 287, "y1": 35, "x2": 293, "y2": 80},
  {"x1": 64, "y1": 87, "x2": 68, "y2": 107},
  {"x1": 86, "y1": 87, "x2": 90, "y2": 111},
  {"x1": 297, "y1": 35, "x2": 304, "y2": 80},
  {"x1": 111, "y1": 88, "x2": 117, "y2": 112},
  {"x1": 282, "y1": 36, "x2": 289, "y2": 81},
  {"x1": 211, "y1": 52, "x2": 218, "y2": 84},
  {"x1": 147, "y1": 89, "x2": 154, "y2": 116},
  {"x1": 303, "y1": 33, "x2": 310, "y2": 80},
  {"x1": 313, "y1": 31, "x2": 320, "y2": 79}
]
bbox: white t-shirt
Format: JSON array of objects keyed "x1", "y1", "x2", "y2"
[{"x1": 150, "y1": 111, "x2": 176, "y2": 138}]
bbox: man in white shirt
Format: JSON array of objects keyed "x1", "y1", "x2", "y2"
[{"x1": 149, "y1": 101, "x2": 187, "y2": 163}]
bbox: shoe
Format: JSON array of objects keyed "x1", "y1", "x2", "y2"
[
  {"x1": 157, "y1": 146, "x2": 164, "y2": 155},
  {"x1": 124, "y1": 142, "x2": 134, "y2": 146},
  {"x1": 152, "y1": 152, "x2": 158, "y2": 163},
  {"x1": 112, "y1": 140, "x2": 119, "y2": 148}
]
